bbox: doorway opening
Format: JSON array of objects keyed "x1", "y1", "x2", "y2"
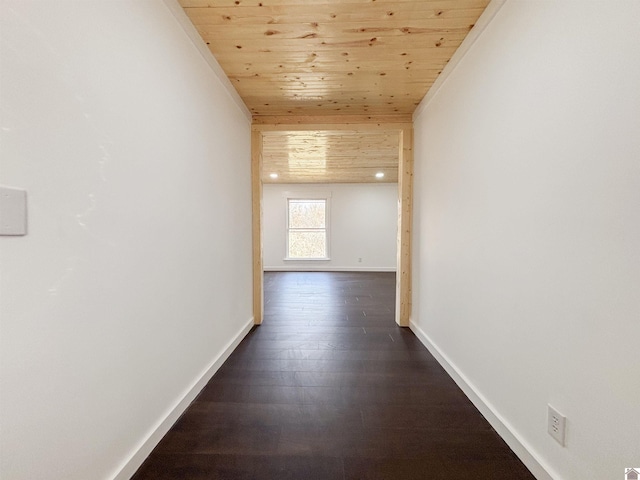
[{"x1": 251, "y1": 120, "x2": 413, "y2": 327}]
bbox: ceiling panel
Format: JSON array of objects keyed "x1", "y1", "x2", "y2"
[{"x1": 179, "y1": 0, "x2": 490, "y2": 117}]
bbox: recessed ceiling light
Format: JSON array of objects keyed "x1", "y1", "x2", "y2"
[
  {"x1": 269, "y1": 173, "x2": 278, "y2": 179},
  {"x1": 375, "y1": 172, "x2": 385, "y2": 179}
]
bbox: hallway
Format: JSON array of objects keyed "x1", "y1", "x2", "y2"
[{"x1": 132, "y1": 272, "x2": 534, "y2": 479}]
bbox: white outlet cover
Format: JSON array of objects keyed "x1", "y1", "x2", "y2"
[
  {"x1": 0, "y1": 186, "x2": 28, "y2": 236},
  {"x1": 547, "y1": 404, "x2": 566, "y2": 446}
]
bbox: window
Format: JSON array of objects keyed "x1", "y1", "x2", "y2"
[{"x1": 286, "y1": 198, "x2": 329, "y2": 259}]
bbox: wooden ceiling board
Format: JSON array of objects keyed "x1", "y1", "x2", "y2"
[
  {"x1": 185, "y1": 6, "x2": 486, "y2": 25},
  {"x1": 179, "y1": 0, "x2": 490, "y2": 117}
]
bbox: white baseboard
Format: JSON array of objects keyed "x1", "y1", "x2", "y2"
[
  {"x1": 409, "y1": 319, "x2": 559, "y2": 480},
  {"x1": 264, "y1": 266, "x2": 396, "y2": 272},
  {"x1": 111, "y1": 317, "x2": 254, "y2": 480}
]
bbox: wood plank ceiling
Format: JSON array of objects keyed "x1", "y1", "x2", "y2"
[
  {"x1": 179, "y1": 0, "x2": 490, "y2": 182},
  {"x1": 261, "y1": 129, "x2": 400, "y2": 183}
]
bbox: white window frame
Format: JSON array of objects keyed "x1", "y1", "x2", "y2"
[{"x1": 284, "y1": 191, "x2": 331, "y2": 261}]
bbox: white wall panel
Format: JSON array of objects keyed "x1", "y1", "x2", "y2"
[
  {"x1": 412, "y1": 1, "x2": 640, "y2": 479},
  {"x1": 0, "y1": 1, "x2": 252, "y2": 478}
]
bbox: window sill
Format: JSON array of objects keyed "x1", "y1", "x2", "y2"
[{"x1": 283, "y1": 257, "x2": 331, "y2": 261}]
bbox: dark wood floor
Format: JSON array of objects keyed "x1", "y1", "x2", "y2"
[{"x1": 133, "y1": 272, "x2": 534, "y2": 480}]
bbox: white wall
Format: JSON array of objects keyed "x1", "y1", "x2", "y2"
[
  {"x1": 0, "y1": 2, "x2": 252, "y2": 479},
  {"x1": 263, "y1": 183, "x2": 398, "y2": 271},
  {"x1": 411, "y1": 1, "x2": 640, "y2": 480}
]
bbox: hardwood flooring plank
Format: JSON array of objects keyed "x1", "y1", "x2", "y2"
[
  {"x1": 360, "y1": 404, "x2": 492, "y2": 431},
  {"x1": 134, "y1": 454, "x2": 344, "y2": 480},
  {"x1": 205, "y1": 369, "x2": 299, "y2": 386},
  {"x1": 197, "y1": 384, "x2": 305, "y2": 404},
  {"x1": 154, "y1": 424, "x2": 280, "y2": 455}
]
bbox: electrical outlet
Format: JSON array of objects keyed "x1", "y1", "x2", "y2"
[
  {"x1": 547, "y1": 404, "x2": 566, "y2": 446},
  {"x1": 358, "y1": 257, "x2": 362, "y2": 263}
]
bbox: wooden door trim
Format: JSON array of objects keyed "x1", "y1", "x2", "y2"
[{"x1": 251, "y1": 129, "x2": 264, "y2": 325}]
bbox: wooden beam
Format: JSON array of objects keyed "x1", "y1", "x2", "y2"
[
  {"x1": 253, "y1": 122, "x2": 412, "y2": 132},
  {"x1": 396, "y1": 127, "x2": 413, "y2": 327},
  {"x1": 251, "y1": 130, "x2": 264, "y2": 325},
  {"x1": 252, "y1": 115, "x2": 412, "y2": 125}
]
